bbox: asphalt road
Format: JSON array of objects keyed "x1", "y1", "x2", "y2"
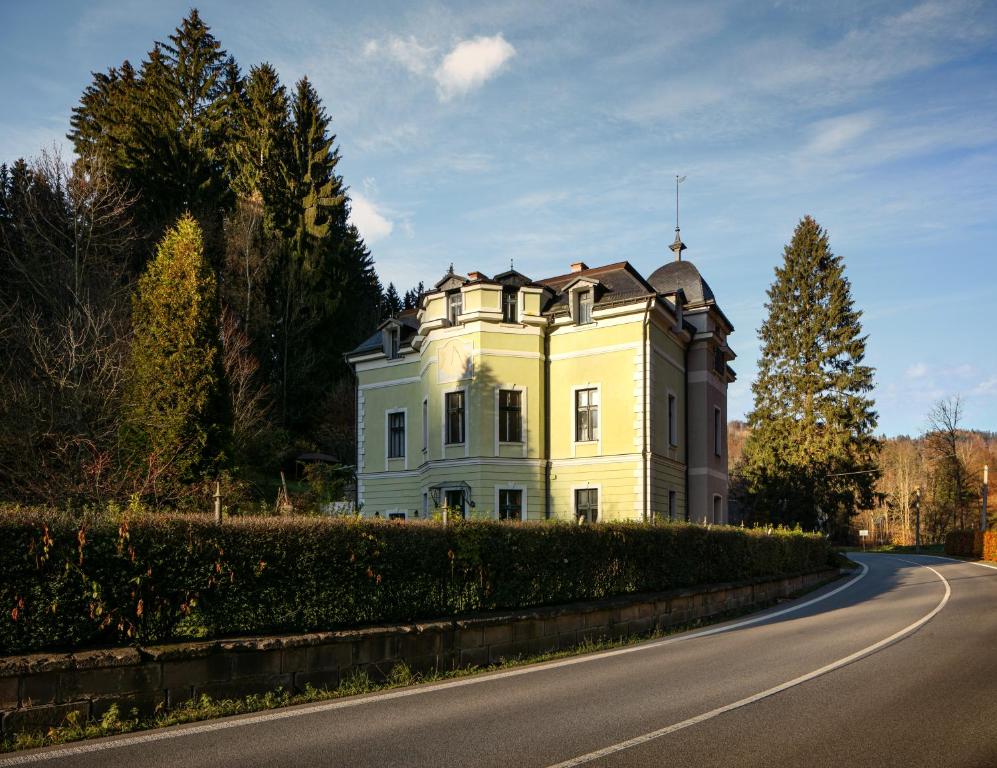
[{"x1": 6, "y1": 554, "x2": 997, "y2": 768}]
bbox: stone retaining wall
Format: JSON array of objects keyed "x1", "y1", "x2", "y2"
[{"x1": 0, "y1": 568, "x2": 839, "y2": 735}]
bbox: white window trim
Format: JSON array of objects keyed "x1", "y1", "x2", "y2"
[
  {"x1": 571, "y1": 482, "x2": 603, "y2": 523},
  {"x1": 442, "y1": 386, "x2": 468, "y2": 458},
  {"x1": 714, "y1": 406, "x2": 723, "y2": 457},
  {"x1": 502, "y1": 287, "x2": 520, "y2": 324},
  {"x1": 494, "y1": 384, "x2": 527, "y2": 457},
  {"x1": 570, "y1": 383, "x2": 602, "y2": 458},
  {"x1": 421, "y1": 397, "x2": 429, "y2": 455},
  {"x1": 447, "y1": 290, "x2": 464, "y2": 327},
  {"x1": 565, "y1": 279, "x2": 599, "y2": 325},
  {"x1": 384, "y1": 407, "x2": 407, "y2": 469},
  {"x1": 494, "y1": 483, "x2": 527, "y2": 521},
  {"x1": 667, "y1": 390, "x2": 679, "y2": 448}
]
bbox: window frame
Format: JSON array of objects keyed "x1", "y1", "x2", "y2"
[
  {"x1": 574, "y1": 487, "x2": 599, "y2": 524},
  {"x1": 447, "y1": 291, "x2": 463, "y2": 326},
  {"x1": 714, "y1": 406, "x2": 723, "y2": 457},
  {"x1": 574, "y1": 387, "x2": 599, "y2": 443},
  {"x1": 498, "y1": 389, "x2": 523, "y2": 444},
  {"x1": 667, "y1": 392, "x2": 678, "y2": 447},
  {"x1": 421, "y1": 397, "x2": 429, "y2": 454},
  {"x1": 444, "y1": 389, "x2": 466, "y2": 446},
  {"x1": 502, "y1": 288, "x2": 519, "y2": 323},
  {"x1": 577, "y1": 289, "x2": 593, "y2": 324},
  {"x1": 497, "y1": 487, "x2": 525, "y2": 521},
  {"x1": 385, "y1": 408, "x2": 407, "y2": 467},
  {"x1": 668, "y1": 490, "x2": 677, "y2": 521}
]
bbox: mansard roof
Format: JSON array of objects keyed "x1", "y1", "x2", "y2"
[{"x1": 537, "y1": 261, "x2": 655, "y2": 315}]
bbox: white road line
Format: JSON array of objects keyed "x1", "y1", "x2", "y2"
[
  {"x1": 545, "y1": 558, "x2": 951, "y2": 768},
  {"x1": 0, "y1": 565, "x2": 868, "y2": 766},
  {"x1": 911, "y1": 554, "x2": 997, "y2": 571}
]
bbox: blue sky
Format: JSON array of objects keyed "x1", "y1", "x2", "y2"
[{"x1": 2, "y1": 0, "x2": 996, "y2": 436}]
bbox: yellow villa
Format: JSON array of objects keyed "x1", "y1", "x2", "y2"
[{"x1": 346, "y1": 233, "x2": 735, "y2": 523}]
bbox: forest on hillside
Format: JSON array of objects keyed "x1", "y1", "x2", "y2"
[
  {"x1": 0, "y1": 11, "x2": 418, "y2": 510},
  {"x1": 730, "y1": 397, "x2": 995, "y2": 543}
]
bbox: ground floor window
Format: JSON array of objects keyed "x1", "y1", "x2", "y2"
[
  {"x1": 388, "y1": 512, "x2": 406, "y2": 521},
  {"x1": 575, "y1": 488, "x2": 598, "y2": 523},
  {"x1": 668, "y1": 490, "x2": 677, "y2": 520},
  {"x1": 444, "y1": 488, "x2": 466, "y2": 519},
  {"x1": 713, "y1": 495, "x2": 722, "y2": 522},
  {"x1": 498, "y1": 489, "x2": 523, "y2": 520}
]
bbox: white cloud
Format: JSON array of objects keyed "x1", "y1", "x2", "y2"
[
  {"x1": 364, "y1": 35, "x2": 436, "y2": 75},
  {"x1": 973, "y1": 376, "x2": 997, "y2": 395},
  {"x1": 807, "y1": 112, "x2": 877, "y2": 155},
  {"x1": 349, "y1": 193, "x2": 393, "y2": 243},
  {"x1": 434, "y1": 34, "x2": 516, "y2": 101},
  {"x1": 905, "y1": 362, "x2": 929, "y2": 379}
]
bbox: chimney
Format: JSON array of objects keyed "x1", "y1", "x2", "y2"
[
  {"x1": 570, "y1": 261, "x2": 588, "y2": 273},
  {"x1": 467, "y1": 271, "x2": 486, "y2": 280}
]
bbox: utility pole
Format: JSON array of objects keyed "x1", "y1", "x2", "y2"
[
  {"x1": 214, "y1": 480, "x2": 222, "y2": 523},
  {"x1": 982, "y1": 464, "x2": 989, "y2": 532},
  {"x1": 914, "y1": 487, "x2": 921, "y2": 554}
]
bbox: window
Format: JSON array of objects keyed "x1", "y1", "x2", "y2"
[
  {"x1": 714, "y1": 347, "x2": 726, "y2": 375},
  {"x1": 577, "y1": 290, "x2": 593, "y2": 324},
  {"x1": 388, "y1": 412, "x2": 405, "y2": 458},
  {"x1": 713, "y1": 495, "x2": 722, "y2": 523},
  {"x1": 448, "y1": 291, "x2": 463, "y2": 325},
  {"x1": 446, "y1": 391, "x2": 465, "y2": 444},
  {"x1": 714, "y1": 407, "x2": 723, "y2": 457},
  {"x1": 422, "y1": 492, "x2": 429, "y2": 518},
  {"x1": 498, "y1": 489, "x2": 523, "y2": 521},
  {"x1": 444, "y1": 489, "x2": 465, "y2": 519},
  {"x1": 389, "y1": 328, "x2": 400, "y2": 359},
  {"x1": 503, "y1": 288, "x2": 518, "y2": 323},
  {"x1": 498, "y1": 389, "x2": 522, "y2": 443},
  {"x1": 575, "y1": 488, "x2": 598, "y2": 523},
  {"x1": 575, "y1": 388, "x2": 599, "y2": 442},
  {"x1": 388, "y1": 512, "x2": 406, "y2": 521},
  {"x1": 668, "y1": 490, "x2": 677, "y2": 521},
  {"x1": 668, "y1": 393, "x2": 678, "y2": 446},
  {"x1": 422, "y1": 399, "x2": 429, "y2": 452}
]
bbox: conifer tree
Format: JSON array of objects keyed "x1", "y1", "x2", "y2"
[
  {"x1": 125, "y1": 214, "x2": 228, "y2": 499},
  {"x1": 736, "y1": 216, "x2": 877, "y2": 536},
  {"x1": 382, "y1": 283, "x2": 402, "y2": 318},
  {"x1": 230, "y1": 63, "x2": 291, "y2": 230}
]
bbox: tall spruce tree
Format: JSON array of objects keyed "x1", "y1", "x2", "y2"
[
  {"x1": 125, "y1": 214, "x2": 229, "y2": 500},
  {"x1": 69, "y1": 10, "x2": 234, "y2": 244},
  {"x1": 736, "y1": 216, "x2": 877, "y2": 536},
  {"x1": 230, "y1": 63, "x2": 291, "y2": 230}
]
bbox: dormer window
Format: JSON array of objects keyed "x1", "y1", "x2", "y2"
[
  {"x1": 447, "y1": 291, "x2": 463, "y2": 325},
  {"x1": 503, "y1": 288, "x2": 518, "y2": 323},
  {"x1": 577, "y1": 290, "x2": 593, "y2": 324},
  {"x1": 382, "y1": 324, "x2": 401, "y2": 359}
]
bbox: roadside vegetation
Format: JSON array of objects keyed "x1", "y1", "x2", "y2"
[
  {"x1": 1, "y1": 506, "x2": 829, "y2": 654},
  {"x1": 1, "y1": 571, "x2": 841, "y2": 754}
]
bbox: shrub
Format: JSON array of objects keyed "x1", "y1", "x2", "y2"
[
  {"x1": 944, "y1": 529, "x2": 983, "y2": 558},
  {"x1": 0, "y1": 505, "x2": 830, "y2": 654},
  {"x1": 984, "y1": 531, "x2": 997, "y2": 562}
]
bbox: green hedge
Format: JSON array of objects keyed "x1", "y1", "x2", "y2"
[
  {"x1": 0, "y1": 507, "x2": 830, "y2": 654},
  {"x1": 944, "y1": 529, "x2": 983, "y2": 558}
]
